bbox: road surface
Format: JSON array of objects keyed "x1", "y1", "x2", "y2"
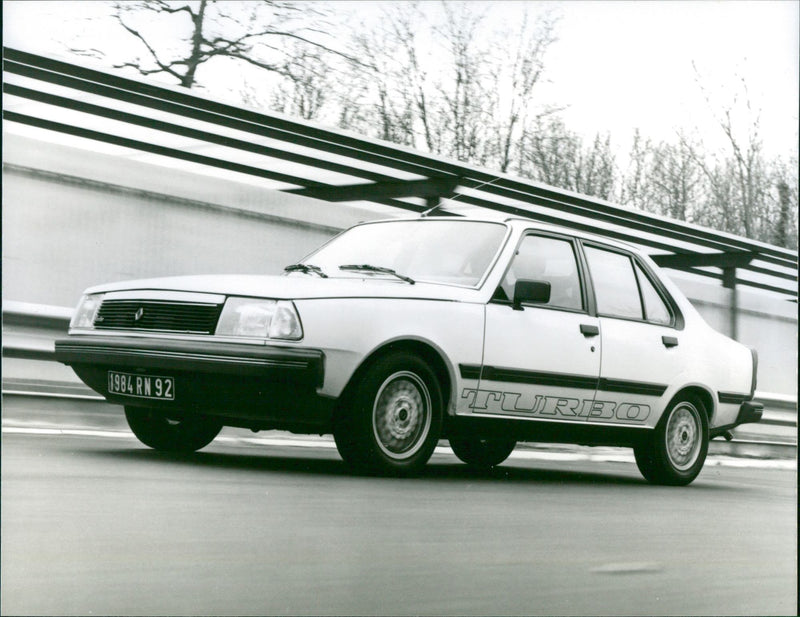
[{"x1": 2, "y1": 402, "x2": 797, "y2": 616}]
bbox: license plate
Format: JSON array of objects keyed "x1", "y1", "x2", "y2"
[{"x1": 108, "y1": 371, "x2": 174, "y2": 400}]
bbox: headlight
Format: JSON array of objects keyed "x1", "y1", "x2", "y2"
[
  {"x1": 216, "y1": 297, "x2": 303, "y2": 340},
  {"x1": 70, "y1": 293, "x2": 104, "y2": 329},
  {"x1": 269, "y1": 301, "x2": 304, "y2": 340}
]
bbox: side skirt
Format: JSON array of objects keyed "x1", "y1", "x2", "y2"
[{"x1": 444, "y1": 415, "x2": 651, "y2": 448}]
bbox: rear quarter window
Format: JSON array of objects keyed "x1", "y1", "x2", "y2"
[{"x1": 635, "y1": 262, "x2": 672, "y2": 325}]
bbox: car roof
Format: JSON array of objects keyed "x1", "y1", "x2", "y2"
[
  {"x1": 372, "y1": 215, "x2": 642, "y2": 255},
  {"x1": 501, "y1": 218, "x2": 641, "y2": 252}
]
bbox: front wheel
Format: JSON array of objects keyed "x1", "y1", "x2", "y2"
[
  {"x1": 634, "y1": 396, "x2": 708, "y2": 486},
  {"x1": 449, "y1": 437, "x2": 516, "y2": 469},
  {"x1": 125, "y1": 407, "x2": 222, "y2": 453},
  {"x1": 333, "y1": 352, "x2": 443, "y2": 476}
]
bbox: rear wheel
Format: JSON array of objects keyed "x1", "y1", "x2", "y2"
[
  {"x1": 124, "y1": 407, "x2": 222, "y2": 453},
  {"x1": 634, "y1": 396, "x2": 708, "y2": 486},
  {"x1": 333, "y1": 352, "x2": 443, "y2": 476},
  {"x1": 449, "y1": 437, "x2": 516, "y2": 469}
]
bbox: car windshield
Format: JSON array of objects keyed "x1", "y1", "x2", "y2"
[{"x1": 302, "y1": 220, "x2": 508, "y2": 287}]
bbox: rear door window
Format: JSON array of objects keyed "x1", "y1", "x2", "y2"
[{"x1": 584, "y1": 246, "x2": 643, "y2": 319}]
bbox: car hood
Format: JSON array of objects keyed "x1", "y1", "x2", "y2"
[{"x1": 85, "y1": 274, "x2": 481, "y2": 302}]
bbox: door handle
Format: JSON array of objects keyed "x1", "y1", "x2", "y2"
[
  {"x1": 662, "y1": 335, "x2": 679, "y2": 348},
  {"x1": 580, "y1": 324, "x2": 599, "y2": 337}
]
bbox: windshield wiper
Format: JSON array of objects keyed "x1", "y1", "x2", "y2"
[
  {"x1": 339, "y1": 264, "x2": 415, "y2": 285},
  {"x1": 284, "y1": 263, "x2": 328, "y2": 278}
]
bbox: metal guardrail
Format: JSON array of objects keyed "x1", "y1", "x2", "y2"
[
  {"x1": 3, "y1": 302, "x2": 796, "y2": 447},
  {"x1": 3, "y1": 47, "x2": 797, "y2": 297},
  {"x1": 2, "y1": 301, "x2": 72, "y2": 361}
]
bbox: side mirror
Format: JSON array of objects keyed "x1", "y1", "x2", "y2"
[{"x1": 513, "y1": 280, "x2": 551, "y2": 310}]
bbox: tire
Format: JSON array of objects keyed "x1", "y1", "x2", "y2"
[
  {"x1": 124, "y1": 407, "x2": 222, "y2": 453},
  {"x1": 449, "y1": 437, "x2": 516, "y2": 469},
  {"x1": 634, "y1": 396, "x2": 709, "y2": 486},
  {"x1": 333, "y1": 352, "x2": 443, "y2": 476}
]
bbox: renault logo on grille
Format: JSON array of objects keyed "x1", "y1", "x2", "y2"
[{"x1": 134, "y1": 308, "x2": 144, "y2": 322}]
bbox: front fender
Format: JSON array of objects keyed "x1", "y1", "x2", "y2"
[{"x1": 293, "y1": 297, "x2": 485, "y2": 404}]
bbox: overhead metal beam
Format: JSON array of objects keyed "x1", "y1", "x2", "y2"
[
  {"x1": 2, "y1": 110, "x2": 428, "y2": 213},
  {"x1": 3, "y1": 82, "x2": 402, "y2": 185},
  {"x1": 3, "y1": 46, "x2": 797, "y2": 298},
  {"x1": 286, "y1": 178, "x2": 460, "y2": 202},
  {"x1": 4, "y1": 47, "x2": 794, "y2": 265},
  {"x1": 3, "y1": 110, "x2": 327, "y2": 189},
  {"x1": 651, "y1": 251, "x2": 758, "y2": 270}
]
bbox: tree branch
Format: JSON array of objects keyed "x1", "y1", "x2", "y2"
[{"x1": 115, "y1": 18, "x2": 186, "y2": 82}]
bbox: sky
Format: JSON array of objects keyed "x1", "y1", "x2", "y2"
[
  {"x1": 545, "y1": 0, "x2": 799, "y2": 158},
  {"x1": 3, "y1": 0, "x2": 799, "y2": 161}
]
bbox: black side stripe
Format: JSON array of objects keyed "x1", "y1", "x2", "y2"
[
  {"x1": 459, "y1": 364, "x2": 667, "y2": 397},
  {"x1": 459, "y1": 364, "x2": 596, "y2": 389},
  {"x1": 485, "y1": 367, "x2": 599, "y2": 390},
  {"x1": 459, "y1": 364, "x2": 482, "y2": 380},
  {"x1": 718, "y1": 392, "x2": 750, "y2": 405},
  {"x1": 598, "y1": 379, "x2": 667, "y2": 397}
]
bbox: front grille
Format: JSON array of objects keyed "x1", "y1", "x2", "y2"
[{"x1": 94, "y1": 299, "x2": 223, "y2": 334}]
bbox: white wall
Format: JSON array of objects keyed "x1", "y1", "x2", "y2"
[
  {"x1": 2, "y1": 133, "x2": 395, "y2": 307},
  {"x1": 3, "y1": 132, "x2": 796, "y2": 396}
]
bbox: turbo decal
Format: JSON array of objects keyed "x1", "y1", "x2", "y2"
[{"x1": 461, "y1": 388, "x2": 651, "y2": 422}]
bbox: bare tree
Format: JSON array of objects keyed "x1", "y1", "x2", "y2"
[
  {"x1": 581, "y1": 134, "x2": 616, "y2": 201},
  {"x1": 346, "y1": 12, "x2": 418, "y2": 146},
  {"x1": 383, "y1": 3, "x2": 441, "y2": 152},
  {"x1": 687, "y1": 64, "x2": 779, "y2": 240},
  {"x1": 621, "y1": 131, "x2": 702, "y2": 222},
  {"x1": 717, "y1": 101, "x2": 767, "y2": 238},
  {"x1": 731, "y1": 155, "x2": 799, "y2": 249},
  {"x1": 521, "y1": 117, "x2": 616, "y2": 201},
  {"x1": 335, "y1": 2, "x2": 491, "y2": 158},
  {"x1": 267, "y1": 42, "x2": 332, "y2": 121},
  {"x1": 60, "y1": 1, "x2": 793, "y2": 250},
  {"x1": 337, "y1": 2, "x2": 562, "y2": 169},
  {"x1": 774, "y1": 181, "x2": 792, "y2": 247},
  {"x1": 520, "y1": 117, "x2": 576, "y2": 189},
  {"x1": 620, "y1": 129, "x2": 651, "y2": 211},
  {"x1": 73, "y1": 1, "x2": 348, "y2": 90},
  {"x1": 433, "y1": 3, "x2": 493, "y2": 164},
  {"x1": 485, "y1": 9, "x2": 561, "y2": 173}
]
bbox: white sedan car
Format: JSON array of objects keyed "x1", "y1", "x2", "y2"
[{"x1": 55, "y1": 217, "x2": 762, "y2": 485}]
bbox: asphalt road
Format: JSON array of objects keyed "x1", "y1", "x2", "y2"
[{"x1": 2, "y1": 421, "x2": 797, "y2": 616}]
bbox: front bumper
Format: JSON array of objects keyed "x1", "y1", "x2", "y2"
[{"x1": 55, "y1": 335, "x2": 332, "y2": 431}]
